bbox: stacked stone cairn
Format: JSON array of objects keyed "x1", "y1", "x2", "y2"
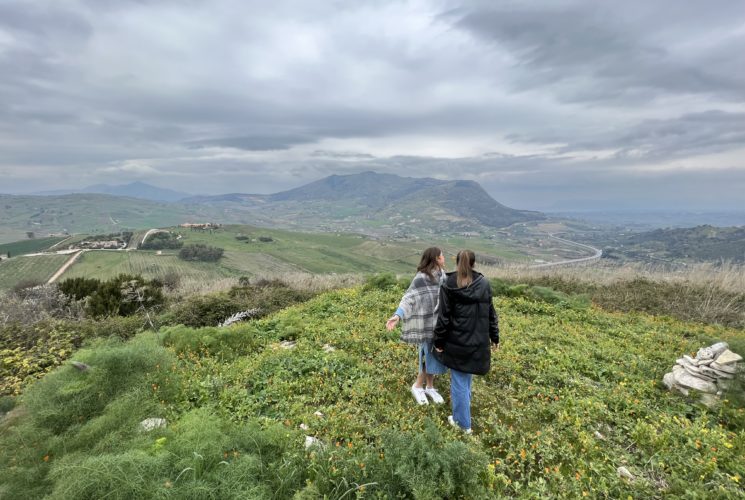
[{"x1": 663, "y1": 342, "x2": 743, "y2": 406}]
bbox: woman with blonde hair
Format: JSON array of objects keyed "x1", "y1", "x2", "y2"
[
  {"x1": 386, "y1": 247, "x2": 447, "y2": 405},
  {"x1": 434, "y1": 250, "x2": 500, "y2": 433}
]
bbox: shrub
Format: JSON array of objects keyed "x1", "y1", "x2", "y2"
[
  {"x1": 178, "y1": 244, "x2": 224, "y2": 262},
  {"x1": 58, "y1": 277, "x2": 101, "y2": 300},
  {"x1": 362, "y1": 273, "x2": 407, "y2": 292},
  {"x1": 139, "y1": 232, "x2": 183, "y2": 250},
  {"x1": 85, "y1": 274, "x2": 165, "y2": 318}
]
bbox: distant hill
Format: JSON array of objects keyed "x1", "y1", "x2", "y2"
[
  {"x1": 0, "y1": 172, "x2": 544, "y2": 242},
  {"x1": 602, "y1": 225, "x2": 745, "y2": 263},
  {"x1": 35, "y1": 182, "x2": 191, "y2": 202},
  {"x1": 186, "y1": 171, "x2": 544, "y2": 233}
]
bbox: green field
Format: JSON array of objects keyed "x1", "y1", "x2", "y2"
[
  {"x1": 60, "y1": 251, "x2": 239, "y2": 282},
  {"x1": 0, "y1": 237, "x2": 68, "y2": 257},
  {"x1": 0, "y1": 254, "x2": 70, "y2": 289}
]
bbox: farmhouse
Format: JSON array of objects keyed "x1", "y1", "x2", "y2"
[
  {"x1": 180, "y1": 222, "x2": 222, "y2": 230},
  {"x1": 77, "y1": 240, "x2": 126, "y2": 250}
]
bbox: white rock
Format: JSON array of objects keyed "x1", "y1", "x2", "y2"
[
  {"x1": 673, "y1": 370, "x2": 718, "y2": 394},
  {"x1": 299, "y1": 423, "x2": 309, "y2": 431},
  {"x1": 677, "y1": 357, "x2": 695, "y2": 368},
  {"x1": 715, "y1": 350, "x2": 743, "y2": 365},
  {"x1": 140, "y1": 418, "x2": 167, "y2": 432},
  {"x1": 280, "y1": 341, "x2": 296, "y2": 349},
  {"x1": 697, "y1": 342, "x2": 729, "y2": 360},
  {"x1": 322, "y1": 344, "x2": 336, "y2": 353},
  {"x1": 617, "y1": 466, "x2": 634, "y2": 481},
  {"x1": 683, "y1": 355, "x2": 699, "y2": 366},
  {"x1": 304, "y1": 436, "x2": 322, "y2": 449},
  {"x1": 314, "y1": 411, "x2": 324, "y2": 417},
  {"x1": 594, "y1": 431, "x2": 606, "y2": 440},
  {"x1": 663, "y1": 372, "x2": 676, "y2": 390},
  {"x1": 711, "y1": 361, "x2": 738, "y2": 374},
  {"x1": 682, "y1": 364, "x2": 716, "y2": 381}
]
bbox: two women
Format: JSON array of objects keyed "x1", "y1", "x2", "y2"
[
  {"x1": 434, "y1": 250, "x2": 500, "y2": 433},
  {"x1": 386, "y1": 247, "x2": 447, "y2": 405}
]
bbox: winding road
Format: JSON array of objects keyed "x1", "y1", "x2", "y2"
[{"x1": 529, "y1": 234, "x2": 602, "y2": 268}]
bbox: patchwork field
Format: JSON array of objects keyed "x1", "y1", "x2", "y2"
[{"x1": 0, "y1": 254, "x2": 70, "y2": 289}]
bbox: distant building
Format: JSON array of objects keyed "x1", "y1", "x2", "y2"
[{"x1": 180, "y1": 222, "x2": 222, "y2": 230}]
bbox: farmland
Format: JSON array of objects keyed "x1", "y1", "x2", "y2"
[
  {"x1": 0, "y1": 254, "x2": 70, "y2": 289},
  {"x1": 0, "y1": 237, "x2": 68, "y2": 257}
]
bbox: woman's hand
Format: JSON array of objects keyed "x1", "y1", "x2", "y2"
[
  {"x1": 434, "y1": 347, "x2": 443, "y2": 353},
  {"x1": 385, "y1": 315, "x2": 400, "y2": 331},
  {"x1": 491, "y1": 343, "x2": 501, "y2": 351}
]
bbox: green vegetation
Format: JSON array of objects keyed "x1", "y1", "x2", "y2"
[
  {"x1": 178, "y1": 243, "x2": 224, "y2": 262},
  {"x1": 0, "y1": 236, "x2": 67, "y2": 257},
  {"x1": 0, "y1": 254, "x2": 69, "y2": 289},
  {"x1": 1, "y1": 280, "x2": 743, "y2": 498},
  {"x1": 139, "y1": 231, "x2": 183, "y2": 250},
  {"x1": 58, "y1": 274, "x2": 165, "y2": 318}
]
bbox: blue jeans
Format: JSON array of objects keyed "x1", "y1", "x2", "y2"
[
  {"x1": 450, "y1": 369, "x2": 473, "y2": 429},
  {"x1": 418, "y1": 341, "x2": 447, "y2": 376}
]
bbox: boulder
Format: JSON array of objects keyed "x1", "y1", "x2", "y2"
[
  {"x1": 696, "y1": 342, "x2": 729, "y2": 360},
  {"x1": 710, "y1": 361, "x2": 737, "y2": 374},
  {"x1": 140, "y1": 418, "x2": 167, "y2": 432},
  {"x1": 673, "y1": 370, "x2": 718, "y2": 394},
  {"x1": 715, "y1": 350, "x2": 743, "y2": 365}
]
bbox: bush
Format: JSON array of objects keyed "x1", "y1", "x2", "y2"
[
  {"x1": 58, "y1": 277, "x2": 101, "y2": 300},
  {"x1": 85, "y1": 274, "x2": 165, "y2": 318},
  {"x1": 139, "y1": 232, "x2": 183, "y2": 250},
  {"x1": 178, "y1": 244, "x2": 224, "y2": 262},
  {"x1": 362, "y1": 273, "x2": 408, "y2": 292}
]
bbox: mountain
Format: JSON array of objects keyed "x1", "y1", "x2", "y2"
[
  {"x1": 35, "y1": 182, "x2": 191, "y2": 202},
  {"x1": 602, "y1": 225, "x2": 745, "y2": 263},
  {"x1": 186, "y1": 171, "x2": 543, "y2": 232}
]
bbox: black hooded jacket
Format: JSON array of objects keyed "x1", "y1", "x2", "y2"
[{"x1": 433, "y1": 271, "x2": 499, "y2": 375}]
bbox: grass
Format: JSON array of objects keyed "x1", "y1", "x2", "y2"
[
  {"x1": 0, "y1": 237, "x2": 67, "y2": 257},
  {"x1": 1, "y1": 283, "x2": 743, "y2": 498},
  {"x1": 0, "y1": 255, "x2": 70, "y2": 289}
]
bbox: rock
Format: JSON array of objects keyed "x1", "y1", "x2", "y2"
[
  {"x1": 280, "y1": 341, "x2": 296, "y2": 349},
  {"x1": 683, "y1": 355, "x2": 699, "y2": 366},
  {"x1": 673, "y1": 370, "x2": 718, "y2": 394},
  {"x1": 617, "y1": 466, "x2": 634, "y2": 481},
  {"x1": 700, "y1": 365, "x2": 733, "y2": 380},
  {"x1": 70, "y1": 361, "x2": 90, "y2": 371},
  {"x1": 711, "y1": 361, "x2": 738, "y2": 374},
  {"x1": 314, "y1": 411, "x2": 324, "y2": 417},
  {"x1": 714, "y1": 350, "x2": 743, "y2": 365},
  {"x1": 677, "y1": 357, "x2": 695, "y2": 368},
  {"x1": 299, "y1": 423, "x2": 309, "y2": 431},
  {"x1": 696, "y1": 342, "x2": 728, "y2": 360},
  {"x1": 594, "y1": 431, "x2": 606, "y2": 440},
  {"x1": 322, "y1": 344, "x2": 336, "y2": 353},
  {"x1": 662, "y1": 372, "x2": 676, "y2": 390},
  {"x1": 682, "y1": 364, "x2": 716, "y2": 381},
  {"x1": 304, "y1": 436, "x2": 323, "y2": 449},
  {"x1": 140, "y1": 418, "x2": 167, "y2": 432}
]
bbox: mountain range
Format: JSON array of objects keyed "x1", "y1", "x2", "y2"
[{"x1": 0, "y1": 172, "x2": 543, "y2": 242}]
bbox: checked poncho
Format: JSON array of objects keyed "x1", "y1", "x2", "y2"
[{"x1": 397, "y1": 270, "x2": 444, "y2": 344}]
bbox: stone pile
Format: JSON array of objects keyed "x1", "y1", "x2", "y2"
[{"x1": 663, "y1": 342, "x2": 742, "y2": 405}]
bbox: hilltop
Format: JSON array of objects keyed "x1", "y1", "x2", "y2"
[{"x1": 0, "y1": 279, "x2": 743, "y2": 498}]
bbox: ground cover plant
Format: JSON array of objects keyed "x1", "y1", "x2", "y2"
[
  {"x1": 0, "y1": 254, "x2": 70, "y2": 290},
  {"x1": 1, "y1": 279, "x2": 743, "y2": 498}
]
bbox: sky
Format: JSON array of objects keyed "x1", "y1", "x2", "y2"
[{"x1": 1, "y1": 0, "x2": 744, "y2": 211}]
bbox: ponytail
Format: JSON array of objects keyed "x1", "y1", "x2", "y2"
[{"x1": 456, "y1": 250, "x2": 476, "y2": 288}]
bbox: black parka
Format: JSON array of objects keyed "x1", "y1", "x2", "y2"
[{"x1": 433, "y1": 271, "x2": 499, "y2": 375}]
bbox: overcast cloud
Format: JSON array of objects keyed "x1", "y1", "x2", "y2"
[{"x1": 1, "y1": 0, "x2": 743, "y2": 210}]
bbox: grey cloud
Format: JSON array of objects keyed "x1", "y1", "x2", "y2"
[
  {"x1": 449, "y1": 0, "x2": 745, "y2": 103},
  {"x1": 187, "y1": 135, "x2": 315, "y2": 151}
]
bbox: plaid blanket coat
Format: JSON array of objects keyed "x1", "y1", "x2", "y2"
[{"x1": 397, "y1": 270, "x2": 444, "y2": 344}]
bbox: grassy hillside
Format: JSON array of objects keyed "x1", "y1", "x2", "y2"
[
  {"x1": 0, "y1": 255, "x2": 70, "y2": 289},
  {"x1": 1, "y1": 285, "x2": 743, "y2": 498}
]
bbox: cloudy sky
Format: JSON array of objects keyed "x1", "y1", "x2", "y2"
[{"x1": 1, "y1": 0, "x2": 744, "y2": 211}]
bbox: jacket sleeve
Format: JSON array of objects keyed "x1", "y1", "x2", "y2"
[
  {"x1": 396, "y1": 279, "x2": 417, "y2": 319},
  {"x1": 489, "y1": 300, "x2": 500, "y2": 345},
  {"x1": 433, "y1": 287, "x2": 451, "y2": 349}
]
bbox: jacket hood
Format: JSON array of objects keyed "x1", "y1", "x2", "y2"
[{"x1": 442, "y1": 271, "x2": 489, "y2": 302}]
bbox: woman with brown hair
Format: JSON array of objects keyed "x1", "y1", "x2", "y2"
[
  {"x1": 386, "y1": 247, "x2": 447, "y2": 405},
  {"x1": 434, "y1": 250, "x2": 500, "y2": 433}
]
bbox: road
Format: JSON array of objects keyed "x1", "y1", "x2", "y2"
[
  {"x1": 529, "y1": 234, "x2": 602, "y2": 268},
  {"x1": 140, "y1": 228, "x2": 169, "y2": 246},
  {"x1": 47, "y1": 250, "x2": 86, "y2": 284}
]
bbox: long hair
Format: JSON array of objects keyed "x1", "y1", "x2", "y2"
[
  {"x1": 456, "y1": 250, "x2": 476, "y2": 288},
  {"x1": 417, "y1": 247, "x2": 442, "y2": 281}
]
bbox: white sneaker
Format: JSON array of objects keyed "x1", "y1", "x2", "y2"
[
  {"x1": 410, "y1": 385, "x2": 428, "y2": 405},
  {"x1": 448, "y1": 415, "x2": 472, "y2": 434},
  {"x1": 424, "y1": 387, "x2": 445, "y2": 404}
]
